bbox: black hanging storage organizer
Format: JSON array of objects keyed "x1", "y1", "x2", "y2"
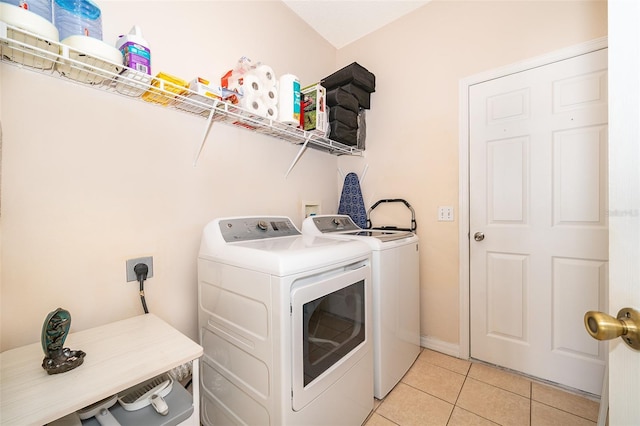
[
  {"x1": 321, "y1": 62, "x2": 375, "y2": 149},
  {"x1": 365, "y1": 199, "x2": 417, "y2": 232}
]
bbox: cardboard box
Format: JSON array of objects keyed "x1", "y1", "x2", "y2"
[
  {"x1": 142, "y1": 72, "x2": 188, "y2": 106},
  {"x1": 175, "y1": 77, "x2": 238, "y2": 116},
  {"x1": 301, "y1": 84, "x2": 327, "y2": 133}
]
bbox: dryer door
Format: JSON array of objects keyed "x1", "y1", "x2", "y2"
[{"x1": 290, "y1": 262, "x2": 371, "y2": 411}]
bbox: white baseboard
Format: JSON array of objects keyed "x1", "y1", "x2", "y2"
[{"x1": 420, "y1": 335, "x2": 463, "y2": 359}]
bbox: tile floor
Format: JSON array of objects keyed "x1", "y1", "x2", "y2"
[{"x1": 364, "y1": 349, "x2": 601, "y2": 426}]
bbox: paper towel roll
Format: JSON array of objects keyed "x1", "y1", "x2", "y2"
[
  {"x1": 278, "y1": 73, "x2": 300, "y2": 125},
  {"x1": 242, "y1": 73, "x2": 263, "y2": 98},
  {"x1": 241, "y1": 94, "x2": 268, "y2": 118},
  {"x1": 254, "y1": 64, "x2": 276, "y2": 87},
  {"x1": 264, "y1": 87, "x2": 278, "y2": 106},
  {"x1": 266, "y1": 105, "x2": 278, "y2": 120}
]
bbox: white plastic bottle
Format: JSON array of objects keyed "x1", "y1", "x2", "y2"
[
  {"x1": 53, "y1": 0, "x2": 103, "y2": 41},
  {"x1": 2, "y1": 0, "x2": 53, "y2": 22},
  {"x1": 115, "y1": 25, "x2": 151, "y2": 75},
  {"x1": 115, "y1": 25, "x2": 151, "y2": 97}
]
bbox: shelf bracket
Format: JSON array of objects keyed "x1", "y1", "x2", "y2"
[
  {"x1": 285, "y1": 134, "x2": 312, "y2": 178},
  {"x1": 193, "y1": 100, "x2": 220, "y2": 167}
]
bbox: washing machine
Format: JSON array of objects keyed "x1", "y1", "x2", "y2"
[
  {"x1": 197, "y1": 216, "x2": 373, "y2": 425},
  {"x1": 302, "y1": 214, "x2": 421, "y2": 399}
]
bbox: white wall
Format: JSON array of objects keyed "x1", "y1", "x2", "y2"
[
  {"x1": 0, "y1": 1, "x2": 339, "y2": 350},
  {"x1": 337, "y1": 0, "x2": 608, "y2": 347}
]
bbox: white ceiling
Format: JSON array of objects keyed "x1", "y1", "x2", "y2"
[{"x1": 282, "y1": 0, "x2": 431, "y2": 49}]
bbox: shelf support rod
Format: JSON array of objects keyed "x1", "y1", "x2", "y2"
[
  {"x1": 193, "y1": 100, "x2": 220, "y2": 167},
  {"x1": 285, "y1": 134, "x2": 312, "y2": 178}
]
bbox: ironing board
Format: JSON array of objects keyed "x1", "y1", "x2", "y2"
[{"x1": 338, "y1": 172, "x2": 367, "y2": 228}]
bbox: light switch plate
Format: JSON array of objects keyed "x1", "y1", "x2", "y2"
[{"x1": 438, "y1": 206, "x2": 454, "y2": 222}]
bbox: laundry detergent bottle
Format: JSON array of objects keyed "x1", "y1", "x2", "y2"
[
  {"x1": 115, "y1": 25, "x2": 151, "y2": 75},
  {"x1": 53, "y1": 0, "x2": 103, "y2": 40}
]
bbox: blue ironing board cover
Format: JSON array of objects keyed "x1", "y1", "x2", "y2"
[{"x1": 338, "y1": 172, "x2": 367, "y2": 228}]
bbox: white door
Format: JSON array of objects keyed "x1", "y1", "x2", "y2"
[
  {"x1": 469, "y1": 48, "x2": 609, "y2": 395},
  {"x1": 607, "y1": 0, "x2": 640, "y2": 423}
]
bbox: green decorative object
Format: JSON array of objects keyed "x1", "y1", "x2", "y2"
[{"x1": 41, "y1": 308, "x2": 86, "y2": 374}]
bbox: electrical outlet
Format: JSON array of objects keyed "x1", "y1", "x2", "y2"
[
  {"x1": 438, "y1": 206, "x2": 454, "y2": 222},
  {"x1": 126, "y1": 256, "x2": 153, "y2": 282}
]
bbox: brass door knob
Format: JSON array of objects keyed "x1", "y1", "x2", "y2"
[{"x1": 584, "y1": 308, "x2": 640, "y2": 350}]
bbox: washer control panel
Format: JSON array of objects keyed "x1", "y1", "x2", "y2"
[
  {"x1": 311, "y1": 215, "x2": 360, "y2": 233},
  {"x1": 218, "y1": 217, "x2": 300, "y2": 242}
]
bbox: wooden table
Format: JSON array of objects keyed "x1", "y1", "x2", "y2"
[{"x1": 0, "y1": 314, "x2": 203, "y2": 425}]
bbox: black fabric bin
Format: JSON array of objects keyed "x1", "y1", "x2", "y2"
[
  {"x1": 329, "y1": 106, "x2": 358, "y2": 128},
  {"x1": 342, "y1": 83, "x2": 371, "y2": 109},
  {"x1": 321, "y1": 62, "x2": 376, "y2": 93},
  {"x1": 329, "y1": 120, "x2": 358, "y2": 146},
  {"x1": 326, "y1": 87, "x2": 360, "y2": 113}
]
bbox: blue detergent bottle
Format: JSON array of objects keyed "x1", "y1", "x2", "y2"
[
  {"x1": 53, "y1": 0, "x2": 103, "y2": 41},
  {"x1": 0, "y1": 0, "x2": 53, "y2": 22}
]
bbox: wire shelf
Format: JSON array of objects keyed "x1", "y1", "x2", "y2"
[{"x1": 0, "y1": 21, "x2": 363, "y2": 160}]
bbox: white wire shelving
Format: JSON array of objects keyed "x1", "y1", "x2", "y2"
[{"x1": 0, "y1": 21, "x2": 363, "y2": 173}]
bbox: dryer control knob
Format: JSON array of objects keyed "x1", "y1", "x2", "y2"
[{"x1": 257, "y1": 220, "x2": 268, "y2": 231}]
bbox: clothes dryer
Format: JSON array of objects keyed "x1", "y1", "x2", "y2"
[
  {"x1": 302, "y1": 214, "x2": 420, "y2": 399},
  {"x1": 198, "y1": 216, "x2": 373, "y2": 425}
]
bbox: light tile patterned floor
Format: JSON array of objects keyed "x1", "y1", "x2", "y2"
[{"x1": 364, "y1": 349, "x2": 601, "y2": 426}]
